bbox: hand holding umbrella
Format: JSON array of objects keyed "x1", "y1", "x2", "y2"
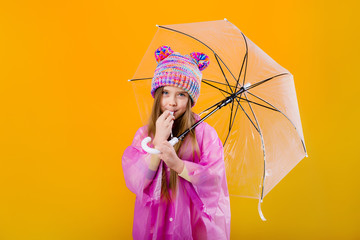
[{"x1": 156, "y1": 140, "x2": 185, "y2": 174}]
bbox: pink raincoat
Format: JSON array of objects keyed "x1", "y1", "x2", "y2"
[{"x1": 122, "y1": 114, "x2": 231, "y2": 239}]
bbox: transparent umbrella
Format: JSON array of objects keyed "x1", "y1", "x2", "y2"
[{"x1": 128, "y1": 19, "x2": 308, "y2": 221}]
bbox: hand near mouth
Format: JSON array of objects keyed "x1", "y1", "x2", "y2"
[{"x1": 152, "y1": 110, "x2": 175, "y2": 147}]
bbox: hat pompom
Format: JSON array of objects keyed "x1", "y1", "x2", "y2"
[
  {"x1": 190, "y1": 52, "x2": 210, "y2": 71},
  {"x1": 155, "y1": 45, "x2": 174, "y2": 63}
]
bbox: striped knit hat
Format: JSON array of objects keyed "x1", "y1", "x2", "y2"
[{"x1": 151, "y1": 45, "x2": 210, "y2": 107}]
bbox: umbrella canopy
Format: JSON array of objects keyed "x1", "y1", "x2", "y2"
[{"x1": 129, "y1": 19, "x2": 307, "y2": 220}]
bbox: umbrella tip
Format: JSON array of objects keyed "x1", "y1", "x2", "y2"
[
  {"x1": 128, "y1": 79, "x2": 131, "y2": 82},
  {"x1": 224, "y1": 18, "x2": 228, "y2": 21},
  {"x1": 156, "y1": 24, "x2": 159, "y2": 27}
]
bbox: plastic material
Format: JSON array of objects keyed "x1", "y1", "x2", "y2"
[
  {"x1": 258, "y1": 199, "x2": 267, "y2": 221},
  {"x1": 129, "y1": 19, "x2": 307, "y2": 220},
  {"x1": 141, "y1": 137, "x2": 179, "y2": 154},
  {"x1": 141, "y1": 137, "x2": 160, "y2": 154}
]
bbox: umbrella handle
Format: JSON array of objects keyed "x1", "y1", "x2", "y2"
[{"x1": 141, "y1": 137, "x2": 179, "y2": 154}]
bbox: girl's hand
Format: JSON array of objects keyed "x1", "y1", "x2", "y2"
[
  {"x1": 157, "y1": 141, "x2": 184, "y2": 174},
  {"x1": 153, "y1": 110, "x2": 175, "y2": 147}
]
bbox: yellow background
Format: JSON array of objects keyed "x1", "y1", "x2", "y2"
[{"x1": 0, "y1": 0, "x2": 359, "y2": 239}]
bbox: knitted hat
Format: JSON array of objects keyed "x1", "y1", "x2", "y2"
[{"x1": 151, "y1": 45, "x2": 210, "y2": 107}]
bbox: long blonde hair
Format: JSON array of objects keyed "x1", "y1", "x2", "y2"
[{"x1": 147, "y1": 87, "x2": 200, "y2": 201}]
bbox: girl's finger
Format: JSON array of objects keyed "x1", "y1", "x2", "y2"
[
  {"x1": 164, "y1": 111, "x2": 174, "y2": 120},
  {"x1": 161, "y1": 110, "x2": 171, "y2": 119},
  {"x1": 157, "y1": 111, "x2": 166, "y2": 122},
  {"x1": 164, "y1": 119, "x2": 174, "y2": 128},
  {"x1": 164, "y1": 114, "x2": 175, "y2": 124},
  {"x1": 162, "y1": 141, "x2": 172, "y2": 147}
]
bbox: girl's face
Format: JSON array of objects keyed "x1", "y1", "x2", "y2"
[{"x1": 160, "y1": 86, "x2": 190, "y2": 119}]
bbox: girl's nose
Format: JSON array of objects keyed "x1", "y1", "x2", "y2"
[{"x1": 169, "y1": 96, "x2": 177, "y2": 106}]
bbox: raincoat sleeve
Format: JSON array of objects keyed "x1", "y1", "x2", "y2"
[
  {"x1": 181, "y1": 123, "x2": 227, "y2": 219},
  {"x1": 122, "y1": 126, "x2": 160, "y2": 203}
]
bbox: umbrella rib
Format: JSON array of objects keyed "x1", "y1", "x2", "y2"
[
  {"x1": 203, "y1": 79, "x2": 236, "y2": 88},
  {"x1": 203, "y1": 72, "x2": 289, "y2": 92},
  {"x1": 243, "y1": 92, "x2": 267, "y2": 203},
  {"x1": 246, "y1": 90, "x2": 307, "y2": 155},
  {"x1": 228, "y1": 99, "x2": 235, "y2": 136},
  {"x1": 214, "y1": 53, "x2": 234, "y2": 94},
  {"x1": 202, "y1": 79, "x2": 236, "y2": 94},
  {"x1": 214, "y1": 52, "x2": 238, "y2": 84},
  {"x1": 224, "y1": 96, "x2": 241, "y2": 146},
  {"x1": 157, "y1": 25, "x2": 238, "y2": 88},
  {"x1": 237, "y1": 52, "x2": 247, "y2": 90},
  {"x1": 233, "y1": 97, "x2": 260, "y2": 133},
  {"x1": 204, "y1": 73, "x2": 290, "y2": 92},
  {"x1": 240, "y1": 31, "x2": 249, "y2": 88},
  {"x1": 198, "y1": 98, "x2": 226, "y2": 116},
  {"x1": 242, "y1": 49, "x2": 249, "y2": 89},
  {"x1": 201, "y1": 82, "x2": 232, "y2": 112},
  {"x1": 157, "y1": 25, "x2": 214, "y2": 57},
  {"x1": 238, "y1": 97, "x2": 279, "y2": 112},
  {"x1": 202, "y1": 81, "x2": 232, "y2": 95},
  {"x1": 247, "y1": 73, "x2": 290, "y2": 90},
  {"x1": 201, "y1": 80, "x2": 233, "y2": 112},
  {"x1": 128, "y1": 77, "x2": 152, "y2": 82}
]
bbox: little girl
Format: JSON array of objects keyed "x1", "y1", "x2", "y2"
[{"x1": 122, "y1": 45, "x2": 231, "y2": 240}]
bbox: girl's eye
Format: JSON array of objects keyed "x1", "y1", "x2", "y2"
[
  {"x1": 162, "y1": 91, "x2": 168, "y2": 95},
  {"x1": 179, "y1": 93, "x2": 186, "y2": 97}
]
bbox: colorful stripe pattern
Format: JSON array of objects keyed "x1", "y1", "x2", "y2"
[
  {"x1": 155, "y1": 45, "x2": 174, "y2": 63},
  {"x1": 190, "y1": 52, "x2": 210, "y2": 71},
  {"x1": 151, "y1": 45, "x2": 210, "y2": 106}
]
